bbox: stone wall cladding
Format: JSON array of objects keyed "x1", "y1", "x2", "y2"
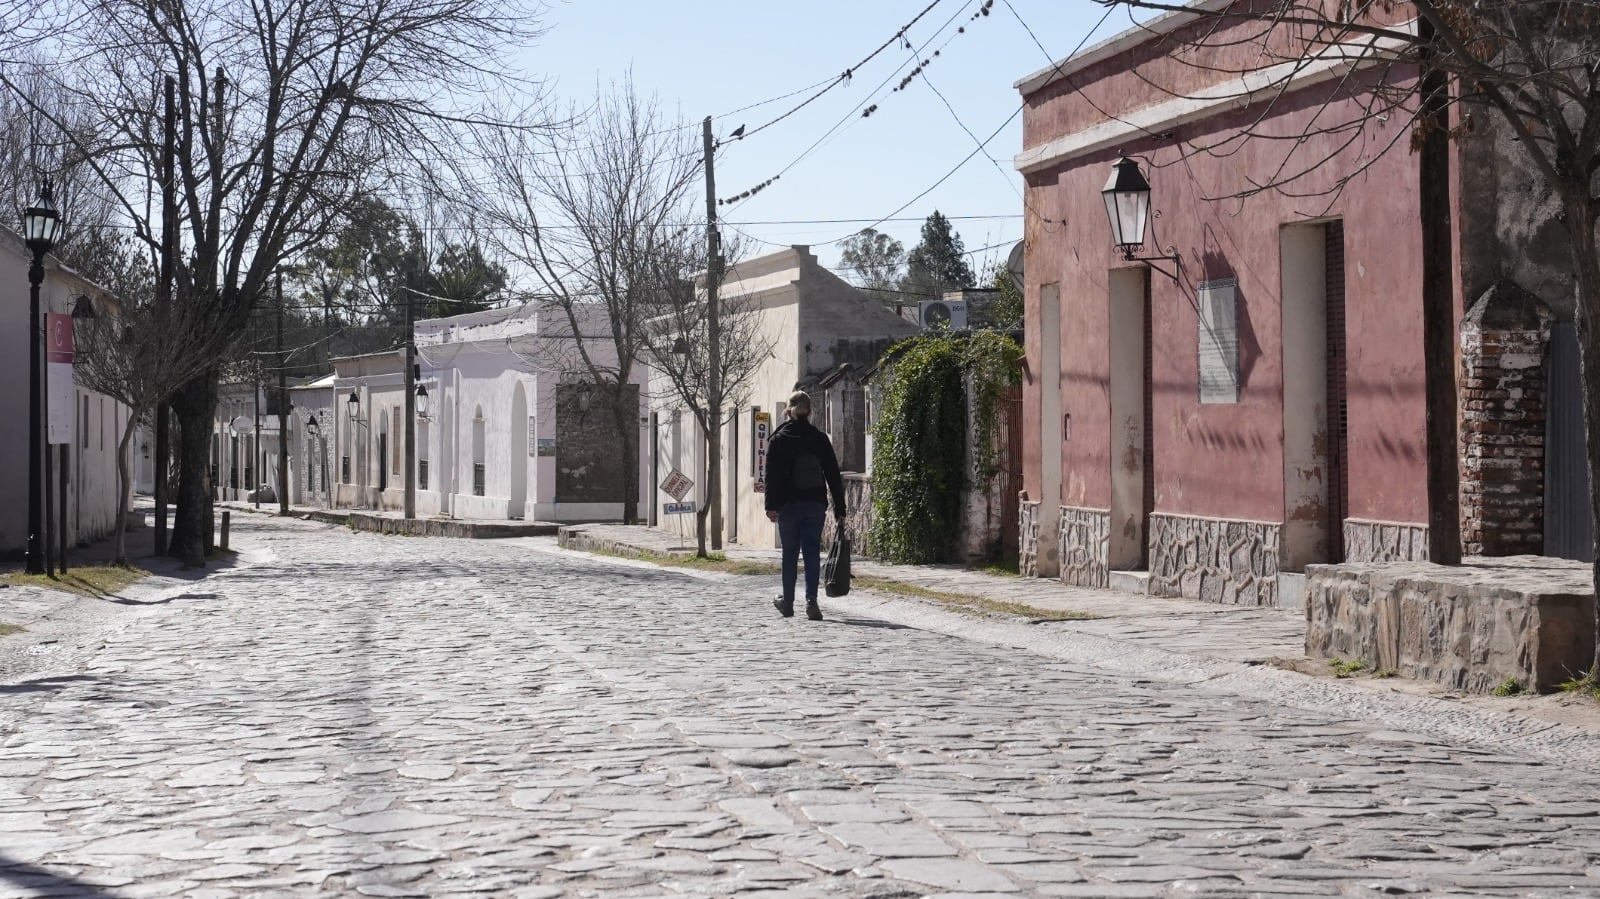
[
  {"x1": 1306, "y1": 556, "x2": 1595, "y2": 693},
  {"x1": 1019, "y1": 500, "x2": 1041, "y2": 577},
  {"x1": 1148, "y1": 513, "x2": 1281, "y2": 606},
  {"x1": 831, "y1": 474, "x2": 874, "y2": 557},
  {"x1": 1458, "y1": 282, "x2": 1553, "y2": 557},
  {"x1": 1057, "y1": 506, "x2": 1110, "y2": 589},
  {"x1": 1343, "y1": 519, "x2": 1430, "y2": 563}
]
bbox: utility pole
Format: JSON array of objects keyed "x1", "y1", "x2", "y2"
[
  {"x1": 703, "y1": 116, "x2": 724, "y2": 552},
  {"x1": 253, "y1": 367, "x2": 262, "y2": 509},
  {"x1": 154, "y1": 74, "x2": 176, "y2": 555},
  {"x1": 276, "y1": 269, "x2": 289, "y2": 515},
  {"x1": 403, "y1": 288, "x2": 416, "y2": 519}
]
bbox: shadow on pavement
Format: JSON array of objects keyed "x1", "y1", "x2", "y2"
[
  {"x1": 0, "y1": 674, "x2": 101, "y2": 695},
  {"x1": 0, "y1": 858, "x2": 128, "y2": 899},
  {"x1": 830, "y1": 615, "x2": 913, "y2": 630}
]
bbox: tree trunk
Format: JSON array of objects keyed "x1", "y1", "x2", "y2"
[
  {"x1": 113, "y1": 409, "x2": 140, "y2": 566},
  {"x1": 168, "y1": 370, "x2": 217, "y2": 567},
  {"x1": 707, "y1": 404, "x2": 723, "y2": 552},
  {"x1": 1561, "y1": 193, "x2": 1600, "y2": 673},
  {"x1": 610, "y1": 392, "x2": 638, "y2": 524}
]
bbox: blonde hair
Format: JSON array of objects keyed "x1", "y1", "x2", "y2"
[{"x1": 787, "y1": 390, "x2": 812, "y2": 418}]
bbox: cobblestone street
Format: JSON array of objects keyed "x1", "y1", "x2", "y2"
[{"x1": 3, "y1": 515, "x2": 1600, "y2": 898}]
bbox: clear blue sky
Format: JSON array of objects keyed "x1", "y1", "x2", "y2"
[{"x1": 523, "y1": 0, "x2": 1134, "y2": 280}]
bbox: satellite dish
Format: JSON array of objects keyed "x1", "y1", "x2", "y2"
[{"x1": 1005, "y1": 240, "x2": 1025, "y2": 287}]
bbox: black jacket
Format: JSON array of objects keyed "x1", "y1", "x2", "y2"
[{"x1": 764, "y1": 418, "x2": 846, "y2": 515}]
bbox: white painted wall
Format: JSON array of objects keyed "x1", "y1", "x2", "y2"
[
  {"x1": 1280, "y1": 224, "x2": 1332, "y2": 570},
  {"x1": 329, "y1": 303, "x2": 649, "y2": 523},
  {"x1": 0, "y1": 233, "x2": 131, "y2": 555}
]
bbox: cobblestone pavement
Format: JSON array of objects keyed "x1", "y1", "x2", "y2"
[{"x1": 4, "y1": 516, "x2": 1600, "y2": 898}]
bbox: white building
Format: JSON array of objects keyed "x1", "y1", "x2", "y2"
[
  {"x1": 650, "y1": 245, "x2": 917, "y2": 546},
  {"x1": 288, "y1": 374, "x2": 336, "y2": 508},
  {"x1": 0, "y1": 229, "x2": 134, "y2": 556},
  {"x1": 328, "y1": 304, "x2": 648, "y2": 521}
]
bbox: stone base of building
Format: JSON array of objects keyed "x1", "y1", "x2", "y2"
[
  {"x1": 1306, "y1": 556, "x2": 1595, "y2": 694},
  {"x1": 835, "y1": 475, "x2": 874, "y2": 556},
  {"x1": 1058, "y1": 506, "x2": 1110, "y2": 588},
  {"x1": 1019, "y1": 500, "x2": 1042, "y2": 577},
  {"x1": 1343, "y1": 518, "x2": 1430, "y2": 562},
  {"x1": 1148, "y1": 513, "x2": 1281, "y2": 606}
]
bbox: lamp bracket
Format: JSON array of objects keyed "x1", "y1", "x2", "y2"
[{"x1": 1122, "y1": 247, "x2": 1181, "y2": 283}]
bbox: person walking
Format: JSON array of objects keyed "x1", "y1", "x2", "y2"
[{"x1": 764, "y1": 390, "x2": 846, "y2": 621}]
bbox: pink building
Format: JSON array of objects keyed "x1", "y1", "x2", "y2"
[{"x1": 1013, "y1": 2, "x2": 1587, "y2": 606}]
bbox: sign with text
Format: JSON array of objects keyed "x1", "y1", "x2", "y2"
[
  {"x1": 46, "y1": 313, "x2": 73, "y2": 444},
  {"x1": 752, "y1": 410, "x2": 771, "y2": 494},
  {"x1": 663, "y1": 501, "x2": 695, "y2": 515},
  {"x1": 660, "y1": 469, "x2": 693, "y2": 501},
  {"x1": 527, "y1": 416, "x2": 538, "y2": 456}
]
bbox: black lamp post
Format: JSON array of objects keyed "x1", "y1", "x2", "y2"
[
  {"x1": 1102, "y1": 157, "x2": 1179, "y2": 281},
  {"x1": 22, "y1": 180, "x2": 62, "y2": 575}
]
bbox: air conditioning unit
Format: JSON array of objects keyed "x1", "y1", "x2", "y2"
[{"x1": 918, "y1": 299, "x2": 968, "y2": 330}]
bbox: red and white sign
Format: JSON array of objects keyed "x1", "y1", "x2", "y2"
[
  {"x1": 752, "y1": 410, "x2": 771, "y2": 494},
  {"x1": 660, "y1": 469, "x2": 693, "y2": 502},
  {"x1": 46, "y1": 313, "x2": 74, "y2": 445}
]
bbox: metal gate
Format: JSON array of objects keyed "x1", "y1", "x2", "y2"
[{"x1": 1545, "y1": 323, "x2": 1593, "y2": 561}]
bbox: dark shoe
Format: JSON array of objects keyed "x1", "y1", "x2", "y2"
[
  {"x1": 805, "y1": 600, "x2": 822, "y2": 621},
  {"x1": 773, "y1": 596, "x2": 794, "y2": 618}
]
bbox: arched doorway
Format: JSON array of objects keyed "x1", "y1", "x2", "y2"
[{"x1": 509, "y1": 382, "x2": 528, "y2": 519}]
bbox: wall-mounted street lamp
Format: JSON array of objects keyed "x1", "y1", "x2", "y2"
[
  {"x1": 306, "y1": 415, "x2": 320, "y2": 438},
  {"x1": 346, "y1": 388, "x2": 368, "y2": 427},
  {"x1": 415, "y1": 384, "x2": 429, "y2": 419},
  {"x1": 22, "y1": 180, "x2": 63, "y2": 575},
  {"x1": 1103, "y1": 157, "x2": 1180, "y2": 282}
]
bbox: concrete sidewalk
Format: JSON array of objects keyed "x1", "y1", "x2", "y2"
[
  {"x1": 559, "y1": 522, "x2": 1306, "y2": 666},
  {"x1": 217, "y1": 500, "x2": 561, "y2": 538}
]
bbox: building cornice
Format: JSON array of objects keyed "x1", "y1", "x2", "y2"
[
  {"x1": 1014, "y1": 26, "x2": 1415, "y2": 176},
  {"x1": 1013, "y1": 0, "x2": 1234, "y2": 95}
]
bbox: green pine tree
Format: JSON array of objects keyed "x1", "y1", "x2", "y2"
[{"x1": 901, "y1": 210, "x2": 976, "y2": 298}]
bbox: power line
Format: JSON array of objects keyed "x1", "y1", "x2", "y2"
[
  {"x1": 813, "y1": 3, "x2": 1118, "y2": 247},
  {"x1": 719, "y1": 0, "x2": 981, "y2": 210},
  {"x1": 729, "y1": 0, "x2": 951, "y2": 146}
]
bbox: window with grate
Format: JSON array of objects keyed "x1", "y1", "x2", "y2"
[
  {"x1": 473, "y1": 463, "x2": 486, "y2": 496},
  {"x1": 420, "y1": 459, "x2": 430, "y2": 491},
  {"x1": 1325, "y1": 221, "x2": 1350, "y2": 561},
  {"x1": 341, "y1": 455, "x2": 351, "y2": 483}
]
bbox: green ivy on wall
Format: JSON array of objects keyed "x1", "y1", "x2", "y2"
[{"x1": 868, "y1": 329, "x2": 1022, "y2": 564}]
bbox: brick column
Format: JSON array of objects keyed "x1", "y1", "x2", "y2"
[{"x1": 1459, "y1": 281, "x2": 1552, "y2": 557}]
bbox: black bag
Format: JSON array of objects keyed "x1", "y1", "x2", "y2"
[{"x1": 824, "y1": 522, "x2": 852, "y2": 597}]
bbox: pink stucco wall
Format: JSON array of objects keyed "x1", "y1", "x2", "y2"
[{"x1": 1020, "y1": 22, "x2": 1432, "y2": 530}]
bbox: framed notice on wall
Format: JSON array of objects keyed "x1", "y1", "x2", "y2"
[
  {"x1": 527, "y1": 416, "x2": 537, "y2": 456},
  {"x1": 1197, "y1": 278, "x2": 1239, "y2": 404}
]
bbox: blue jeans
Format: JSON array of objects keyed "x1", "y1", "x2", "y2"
[{"x1": 778, "y1": 501, "x2": 827, "y2": 603}]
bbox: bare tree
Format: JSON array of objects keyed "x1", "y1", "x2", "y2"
[
  {"x1": 478, "y1": 79, "x2": 701, "y2": 524},
  {"x1": 0, "y1": 0, "x2": 543, "y2": 565},
  {"x1": 645, "y1": 240, "x2": 775, "y2": 557},
  {"x1": 73, "y1": 282, "x2": 217, "y2": 565},
  {"x1": 1091, "y1": 0, "x2": 1600, "y2": 646}
]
